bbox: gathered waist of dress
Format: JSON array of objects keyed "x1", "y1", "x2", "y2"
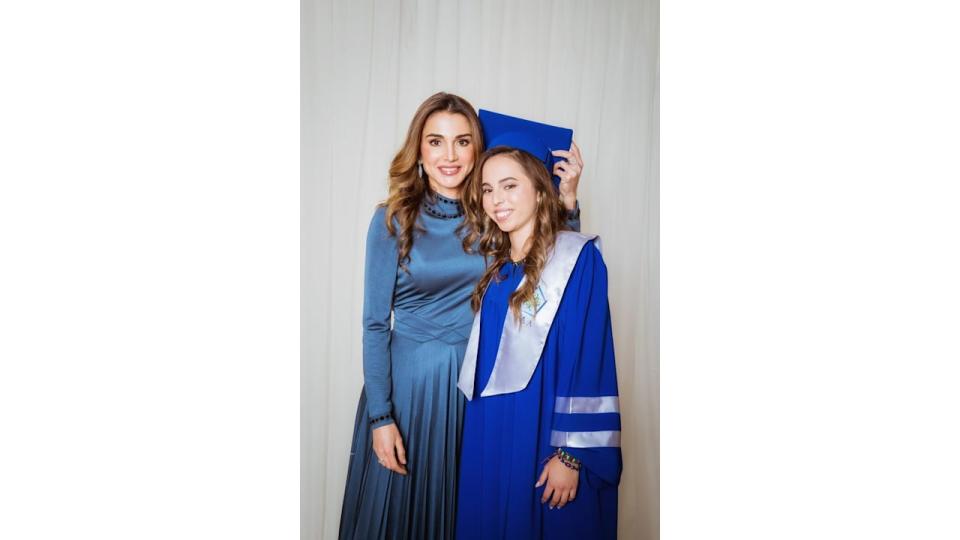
[{"x1": 392, "y1": 308, "x2": 473, "y2": 345}]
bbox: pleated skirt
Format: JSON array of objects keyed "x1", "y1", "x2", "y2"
[{"x1": 339, "y1": 332, "x2": 466, "y2": 540}]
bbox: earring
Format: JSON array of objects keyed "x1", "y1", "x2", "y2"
[{"x1": 418, "y1": 161, "x2": 424, "y2": 179}]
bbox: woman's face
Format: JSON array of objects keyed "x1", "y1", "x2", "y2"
[
  {"x1": 481, "y1": 155, "x2": 539, "y2": 235},
  {"x1": 419, "y1": 112, "x2": 475, "y2": 198}
]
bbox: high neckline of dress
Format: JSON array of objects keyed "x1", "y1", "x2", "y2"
[{"x1": 423, "y1": 190, "x2": 464, "y2": 219}]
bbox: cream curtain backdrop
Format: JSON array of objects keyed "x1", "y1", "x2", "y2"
[{"x1": 302, "y1": 0, "x2": 658, "y2": 538}]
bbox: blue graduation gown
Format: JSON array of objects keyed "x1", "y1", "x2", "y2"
[{"x1": 455, "y1": 242, "x2": 621, "y2": 540}]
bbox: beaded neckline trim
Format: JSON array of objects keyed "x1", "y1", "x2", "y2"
[{"x1": 423, "y1": 191, "x2": 464, "y2": 219}]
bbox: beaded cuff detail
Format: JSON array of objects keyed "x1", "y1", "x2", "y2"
[{"x1": 369, "y1": 414, "x2": 392, "y2": 426}]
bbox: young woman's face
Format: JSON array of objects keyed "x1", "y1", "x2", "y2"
[
  {"x1": 419, "y1": 112, "x2": 475, "y2": 198},
  {"x1": 481, "y1": 155, "x2": 539, "y2": 234}
]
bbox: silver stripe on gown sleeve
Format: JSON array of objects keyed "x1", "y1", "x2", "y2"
[
  {"x1": 550, "y1": 430, "x2": 621, "y2": 448},
  {"x1": 555, "y1": 395, "x2": 620, "y2": 414}
]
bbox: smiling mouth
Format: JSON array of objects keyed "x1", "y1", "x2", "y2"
[
  {"x1": 494, "y1": 209, "x2": 513, "y2": 222},
  {"x1": 437, "y1": 166, "x2": 461, "y2": 176}
]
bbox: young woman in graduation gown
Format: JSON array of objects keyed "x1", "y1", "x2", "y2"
[
  {"x1": 455, "y1": 144, "x2": 621, "y2": 539},
  {"x1": 338, "y1": 93, "x2": 586, "y2": 540}
]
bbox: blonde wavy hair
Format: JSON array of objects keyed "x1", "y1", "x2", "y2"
[
  {"x1": 384, "y1": 92, "x2": 484, "y2": 270},
  {"x1": 461, "y1": 146, "x2": 570, "y2": 320}
]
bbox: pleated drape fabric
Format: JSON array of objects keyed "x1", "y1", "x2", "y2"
[{"x1": 303, "y1": 0, "x2": 658, "y2": 538}]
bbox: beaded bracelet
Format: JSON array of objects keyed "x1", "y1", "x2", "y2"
[
  {"x1": 554, "y1": 447, "x2": 582, "y2": 471},
  {"x1": 369, "y1": 414, "x2": 392, "y2": 426}
]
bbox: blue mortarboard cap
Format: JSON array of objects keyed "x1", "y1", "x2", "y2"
[{"x1": 479, "y1": 109, "x2": 573, "y2": 189}]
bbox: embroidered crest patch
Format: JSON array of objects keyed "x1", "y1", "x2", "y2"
[{"x1": 520, "y1": 286, "x2": 547, "y2": 326}]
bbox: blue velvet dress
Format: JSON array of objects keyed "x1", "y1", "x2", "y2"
[{"x1": 455, "y1": 243, "x2": 622, "y2": 540}]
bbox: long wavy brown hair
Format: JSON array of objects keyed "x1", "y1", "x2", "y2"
[
  {"x1": 384, "y1": 92, "x2": 483, "y2": 270},
  {"x1": 461, "y1": 146, "x2": 570, "y2": 320}
]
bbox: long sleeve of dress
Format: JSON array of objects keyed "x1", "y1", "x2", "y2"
[
  {"x1": 361, "y1": 207, "x2": 399, "y2": 423},
  {"x1": 551, "y1": 243, "x2": 622, "y2": 486}
]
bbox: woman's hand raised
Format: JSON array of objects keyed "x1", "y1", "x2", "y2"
[{"x1": 552, "y1": 140, "x2": 584, "y2": 211}]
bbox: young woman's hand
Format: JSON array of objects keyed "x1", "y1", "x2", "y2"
[
  {"x1": 372, "y1": 423, "x2": 408, "y2": 475},
  {"x1": 536, "y1": 455, "x2": 579, "y2": 509},
  {"x1": 552, "y1": 140, "x2": 584, "y2": 211}
]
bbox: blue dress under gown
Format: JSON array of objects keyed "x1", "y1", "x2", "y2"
[{"x1": 455, "y1": 242, "x2": 622, "y2": 540}]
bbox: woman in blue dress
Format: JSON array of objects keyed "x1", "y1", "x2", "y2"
[
  {"x1": 455, "y1": 144, "x2": 621, "y2": 539},
  {"x1": 338, "y1": 93, "x2": 585, "y2": 540}
]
